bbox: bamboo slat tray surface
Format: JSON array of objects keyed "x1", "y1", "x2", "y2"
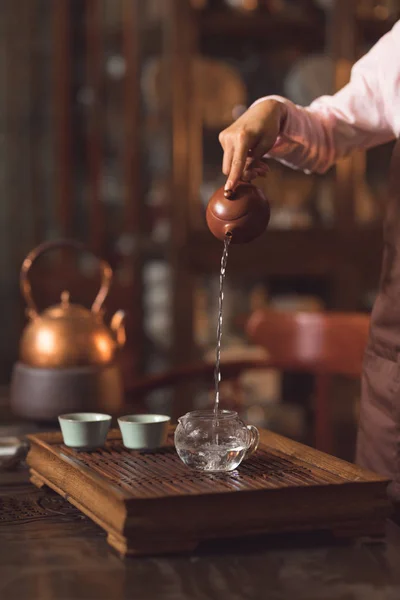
[{"x1": 26, "y1": 428, "x2": 391, "y2": 556}]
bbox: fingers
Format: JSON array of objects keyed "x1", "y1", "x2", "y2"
[
  {"x1": 220, "y1": 128, "x2": 253, "y2": 192},
  {"x1": 220, "y1": 128, "x2": 270, "y2": 191},
  {"x1": 219, "y1": 99, "x2": 282, "y2": 191},
  {"x1": 242, "y1": 169, "x2": 268, "y2": 182},
  {"x1": 222, "y1": 143, "x2": 233, "y2": 177},
  {"x1": 225, "y1": 134, "x2": 250, "y2": 192},
  {"x1": 242, "y1": 158, "x2": 269, "y2": 182},
  {"x1": 240, "y1": 156, "x2": 253, "y2": 181}
]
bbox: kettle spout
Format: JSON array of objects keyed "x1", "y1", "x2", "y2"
[{"x1": 111, "y1": 310, "x2": 126, "y2": 348}]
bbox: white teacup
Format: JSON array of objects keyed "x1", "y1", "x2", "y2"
[
  {"x1": 58, "y1": 412, "x2": 111, "y2": 451},
  {"x1": 118, "y1": 414, "x2": 170, "y2": 450}
]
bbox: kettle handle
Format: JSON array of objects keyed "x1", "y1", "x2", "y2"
[{"x1": 20, "y1": 239, "x2": 113, "y2": 318}]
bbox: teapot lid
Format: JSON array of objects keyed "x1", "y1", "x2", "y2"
[{"x1": 207, "y1": 183, "x2": 266, "y2": 222}]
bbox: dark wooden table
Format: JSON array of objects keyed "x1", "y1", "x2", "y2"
[{"x1": 1, "y1": 421, "x2": 400, "y2": 600}]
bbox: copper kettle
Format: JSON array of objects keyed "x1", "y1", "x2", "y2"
[
  {"x1": 19, "y1": 240, "x2": 126, "y2": 369},
  {"x1": 206, "y1": 182, "x2": 270, "y2": 243}
]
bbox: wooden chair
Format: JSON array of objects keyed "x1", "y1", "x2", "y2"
[
  {"x1": 245, "y1": 309, "x2": 371, "y2": 453},
  {"x1": 124, "y1": 309, "x2": 369, "y2": 455}
]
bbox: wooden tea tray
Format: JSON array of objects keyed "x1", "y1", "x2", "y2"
[{"x1": 26, "y1": 428, "x2": 391, "y2": 556}]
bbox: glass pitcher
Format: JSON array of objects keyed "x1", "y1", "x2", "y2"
[{"x1": 174, "y1": 410, "x2": 259, "y2": 472}]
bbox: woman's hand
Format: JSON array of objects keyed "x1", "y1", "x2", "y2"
[{"x1": 218, "y1": 99, "x2": 286, "y2": 193}]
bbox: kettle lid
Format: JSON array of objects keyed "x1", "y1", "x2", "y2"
[{"x1": 42, "y1": 291, "x2": 97, "y2": 321}]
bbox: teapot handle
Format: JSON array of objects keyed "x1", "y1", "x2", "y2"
[
  {"x1": 244, "y1": 425, "x2": 260, "y2": 461},
  {"x1": 20, "y1": 239, "x2": 113, "y2": 318}
]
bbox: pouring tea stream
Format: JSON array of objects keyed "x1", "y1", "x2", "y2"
[
  {"x1": 206, "y1": 182, "x2": 271, "y2": 417},
  {"x1": 174, "y1": 182, "x2": 270, "y2": 472}
]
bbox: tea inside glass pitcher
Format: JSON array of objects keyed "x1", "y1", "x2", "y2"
[
  {"x1": 174, "y1": 410, "x2": 259, "y2": 472},
  {"x1": 178, "y1": 445, "x2": 247, "y2": 472}
]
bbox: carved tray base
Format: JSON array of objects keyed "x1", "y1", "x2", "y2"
[{"x1": 27, "y1": 429, "x2": 391, "y2": 556}]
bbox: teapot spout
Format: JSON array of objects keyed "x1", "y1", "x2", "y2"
[{"x1": 111, "y1": 310, "x2": 126, "y2": 348}]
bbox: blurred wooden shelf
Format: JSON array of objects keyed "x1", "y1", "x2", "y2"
[
  {"x1": 356, "y1": 15, "x2": 398, "y2": 41},
  {"x1": 181, "y1": 226, "x2": 383, "y2": 280},
  {"x1": 198, "y1": 10, "x2": 324, "y2": 46}
]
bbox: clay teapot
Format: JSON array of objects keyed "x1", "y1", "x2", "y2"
[
  {"x1": 206, "y1": 182, "x2": 270, "y2": 243},
  {"x1": 19, "y1": 240, "x2": 126, "y2": 369}
]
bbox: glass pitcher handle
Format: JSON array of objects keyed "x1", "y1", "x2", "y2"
[{"x1": 244, "y1": 425, "x2": 259, "y2": 460}]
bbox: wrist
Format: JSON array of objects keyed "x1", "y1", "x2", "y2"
[{"x1": 270, "y1": 99, "x2": 288, "y2": 133}]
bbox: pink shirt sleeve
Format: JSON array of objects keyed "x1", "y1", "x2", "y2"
[{"x1": 256, "y1": 20, "x2": 400, "y2": 174}]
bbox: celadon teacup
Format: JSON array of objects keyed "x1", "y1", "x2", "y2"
[
  {"x1": 58, "y1": 412, "x2": 111, "y2": 451},
  {"x1": 118, "y1": 414, "x2": 170, "y2": 450}
]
